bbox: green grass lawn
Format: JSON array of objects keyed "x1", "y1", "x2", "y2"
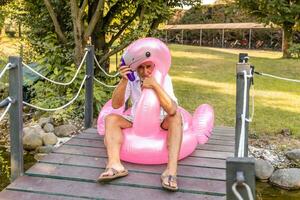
[
  {"x1": 2, "y1": 36, "x2": 299, "y2": 137},
  {"x1": 164, "y1": 44, "x2": 300, "y2": 137}
]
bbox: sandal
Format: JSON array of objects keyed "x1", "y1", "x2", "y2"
[
  {"x1": 97, "y1": 167, "x2": 128, "y2": 182},
  {"x1": 161, "y1": 174, "x2": 179, "y2": 191}
]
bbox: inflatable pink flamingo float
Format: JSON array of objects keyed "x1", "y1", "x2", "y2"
[{"x1": 97, "y1": 38, "x2": 214, "y2": 164}]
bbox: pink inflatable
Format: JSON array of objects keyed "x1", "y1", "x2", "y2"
[{"x1": 97, "y1": 38, "x2": 214, "y2": 164}]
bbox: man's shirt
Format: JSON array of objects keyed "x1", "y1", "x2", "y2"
[{"x1": 124, "y1": 72, "x2": 178, "y2": 119}]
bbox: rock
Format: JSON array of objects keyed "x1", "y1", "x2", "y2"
[
  {"x1": 286, "y1": 149, "x2": 300, "y2": 162},
  {"x1": 34, "y1": 153, "x2": 47, "y2": 161},
  {"x1": 270, "y1": 168, "x2": 300, "y2": 190},
  {"x1": 23, "y1": 125, "x2": 45, "y2": 137},
  {"x1": 249, "y1": 146, "x2": 288, "y2": 168},
  {"x1": 36, "y1": 145, "x2": 54, "y2": 154},
  {"x1": 38, "y1": 117, "x2": 53, "y2": 128},
  {"x1": 43, "y1": 123, "x2": 55, "y2": 133},
  {"x1": 33, "y1": 125, "x2": 45, "y2": 135},
  {"x1": 41, "y1": 132, "x2": 58, "y2": 145},
  {"x1": 54, "y1": 124, "x2": 77, "y2": 137},
  {"x1": 23, "y1": 132, "x2": 43, "y2": 150},
  {"x1": 255, "y1": 159, "x2": 274, "y2": 181},
  {"x1": 23, "y1": 126, "x2": 36, "y2": 137}
]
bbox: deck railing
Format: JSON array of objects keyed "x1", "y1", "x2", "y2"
[
  {"x1": 0, "y1": 46, "x2": 98, "y2": 181},
  {"x1": 226, "y1": 53, "x2": 255, "y2": 200}
]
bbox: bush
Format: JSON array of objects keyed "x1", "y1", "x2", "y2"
[
  {"x1": 21, "y1": 33, "x2": 116, "y2": 123},
  {"x1": 288, "y1": 43, "x2": 300, "y2": 58}
]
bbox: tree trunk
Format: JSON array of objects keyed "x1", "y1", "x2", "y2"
[
  {"x1": 70, "y1": 0, "x2": 84, "y2": 65},
  {"x1": 89, "y1": 0, "x2": 109, "y2": 73},
  {"x1": 282, "y1": 22, "x2": 294, "y2": 58},
  {"x1": 94, "y1": 32, "x2": 110, "y2": 72},
  {"x1": 147, "y1": 18, "x2": 161, "y2": 37},
  {"x1": 44, "y1": 0, "x2": 67, "y2": 43}
]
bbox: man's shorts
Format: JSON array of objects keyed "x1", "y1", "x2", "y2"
[
  {"x1": 121, "y1": 114, "x2": 183, "y2": 131},
  {"x1": 122, "y1": 115, "x2": 165, "y2": 123}
]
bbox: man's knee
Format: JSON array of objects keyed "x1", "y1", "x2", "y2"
[
  {"x1": 162, "y1": 112, "x2": 182, "y2": 130},
  {"x1": 105, "y1": 113, "x2": 121, "y2": 126}
]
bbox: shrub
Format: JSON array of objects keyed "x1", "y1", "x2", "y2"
[{"x1": 288, "y1": 43, "x2": 300, "y2": 58}]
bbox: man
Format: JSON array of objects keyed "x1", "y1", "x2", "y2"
[{"x1": 97, "y1": 61, "x2": 182, "y2": 191}]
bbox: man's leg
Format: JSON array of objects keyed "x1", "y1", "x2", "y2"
[
  {"x1": 98, "y1": 114, "x2": 132, "y2": 179},
  {"x1": 161, "y1": 112, "x2": 183, "y2": 188}
]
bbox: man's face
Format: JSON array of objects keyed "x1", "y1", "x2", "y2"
[{"x1": 137, "y1": 61, "x2": 154, "y2": 79}]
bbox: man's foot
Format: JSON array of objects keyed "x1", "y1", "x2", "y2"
[
  {"x1": 161, "y1": 172, "x2": 178, "y2": 191},
  {"x1": 97, "y1": 167, "x2": 128, "y2": 183}
]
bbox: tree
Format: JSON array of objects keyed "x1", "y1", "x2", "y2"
[
  {"x1": 237, "y1": 0, "x2": 300, "y2": 58},
  {"x1": 179, "y1": 3, "x2": 257, "y2": 24},
  {"x1": 1, "y1": 0, "x2": 200, "y2": 120},
  {"x1": 20, "y1": 0, "x2": 201, "y2": 67}
]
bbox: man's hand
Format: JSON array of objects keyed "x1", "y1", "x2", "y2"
[
  {"x1": 119, "y1": 65, "x2": 132, "y2": 80},
  {"x1": 141, "y1": 77, "x2": 158, "y2": 89}
]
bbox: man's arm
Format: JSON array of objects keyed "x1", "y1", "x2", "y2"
[
  {"x1": 142, "y1": 77, "x2": 177, "y2": 116},
  {"x1": 111, "y1": 66, "x2": 131, "y2": 109}
]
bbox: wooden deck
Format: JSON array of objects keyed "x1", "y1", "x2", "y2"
[{"x1": 0, "y1": 126, "x2": 235, "y2": 200}]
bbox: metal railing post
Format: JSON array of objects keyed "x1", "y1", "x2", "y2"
[
  {"x1": 226, "y1": 53, "x2": 255, "y2": 200},
  {"x1": 235, "y1": 53, "x2": 251, "y2": 157},
  {"x1": 8, "y1": 56, "x2": 24, "y2": 181},
  {"x1": 226, "y1": 157, "x2": 256, "y2": 200},
  {"x1": 84, "y1": 46, "x2": 94, "y2": 128}
]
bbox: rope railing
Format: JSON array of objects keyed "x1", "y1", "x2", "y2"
[
  {"x1": 22, "y1": 50, "x2": 88, "y2": 86},
  {"x1": 238, "y1": 69, "x2": 253, "y2": 158},
  {"x1": 94, "y1": 55, "x2": 120, "y2": 78},
  {"x1": 0, "y1": 97, "x2": 13, "y2": 122},
  {"x1": 93, "y1": 77, "x2": 117, "y2": 88},
  {"x1": 23, "y1": 75, "x2": 87, "y2": 111},
  {"x1": 247, "y1": 84, "x2": 255, "y2": 123},
  {"x1": 232, "y1": 182, "x2": 254, "y2": 200},
  {"x1": 0, "y1": 63, "x2": 13, "y2": 80},
  {"x1": 2, "y1": 46, "x2": 96, "y2": 181},
  {"x1": 255, "y1": 71, "x2": 300, "y2": 83}
]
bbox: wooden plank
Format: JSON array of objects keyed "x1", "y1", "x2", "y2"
[
  {"x1": 26, "y1": 163, "x2": 226, "y2": 195},
  {"x1": 210, "y1": 135, "x2": 235, "y2": 141},
  {"x1": 84, "y1": 126, "x2": 234, "y2": 133},
  {"x1": 68, "y1": 138, "x2": 235, "y2": 153},
  {"x1": 197, "y1": 144, "x2": 234, "y2": 152},
  {"x1": 54, "y1": 144, "x2": 233, "y2": 165},
  {"x1": 41, "y1": 153, "x2": 226, "y2": 180},
  {"x1": 79, "y1": 129, "x2": 235, "y2": 137},
  {"x1": 67, "y1": 138, "x2": 104, "y2": 147},
  {"x1": 213, "y1": 126, "x2": 235, "y2": 130},
  {"x1": 75, "y1": 131, "x2": 235, "y2": 141},
  {"x1": 207, "y1": 140, "x2": 235, "y2": 146},
  {"x1": 81, "y1": 128, "x2": 97, "y2": 134},
  {"x1": 0, "y1": 190, "x2": 84, "y2": 200},
  {"x1": 191, "y1": 150, "x2": 233, "y2": 159},
  {"x1": 212, "y1": 132, "x2": 235, "y2": 137},
  {"x1": 74, "y1": 133, "x2": 102, "y2": 140},
  {"x1": 71, "y1": 135, "x2": 235, "y2": 155},
  {"x1": 7, "y1": 176, "x2": 225, "y2": 200},
  {"x1": 74, "y1": 134, "x2": 236, "y2": 144},
  {"x1": 213, "y1": 128, "x2": 234, "y2": 132},
  {"x1": 82, "y1": 127, "x2": 233, "y2": 134}
]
